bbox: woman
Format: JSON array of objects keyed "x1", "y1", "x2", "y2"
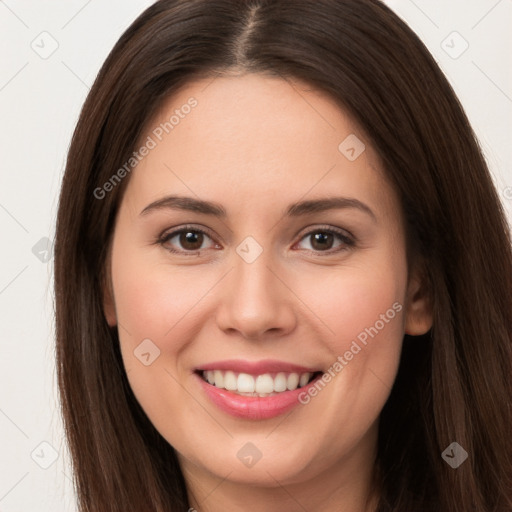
[{"x1": 54, "y1": 0, "x2": 512, "y2": 510}]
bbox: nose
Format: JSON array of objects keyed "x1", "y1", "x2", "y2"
[{"x1": 215, "y1": 250, "x2": 297, "y2": 340}]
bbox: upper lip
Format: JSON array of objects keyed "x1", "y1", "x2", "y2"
[{"x1": 195, "y1": 359, "x2": 322, "y2": 375}]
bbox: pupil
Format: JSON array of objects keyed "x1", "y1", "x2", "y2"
[
  {"x1": 311, "y1": 232, "x2": 333, "y2": 250},
  {"x1": 181, "y1": 231, "x2": 203, "y2": 250}
]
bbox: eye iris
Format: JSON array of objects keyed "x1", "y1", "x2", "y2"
[
  {"x1": 311, "y1": 232, "x2": 333, "y2": 250},
  {"x1": 180, "y1": 231, "x2": 203, "y2": 250}
]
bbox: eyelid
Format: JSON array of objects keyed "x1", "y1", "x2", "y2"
[
  {"x1": 157, "y1": 223, "x2": 356, "y2": 255},
  {"x1": 294, "y1": 223, "x2": 355, "y2": 242},
  {"x1": 157, "y1": 224, "x2": 220, "y2": 253},
  {"x1": 158, "y1": 223, "x2": 217, "y2": 241},
  {"x1": 292, "y1": 224, "x2": 356, "y2": 254}
]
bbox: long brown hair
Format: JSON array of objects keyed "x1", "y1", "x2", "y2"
[{"x1": 54, "y1": 1, "x2": 512, "y2": 510}]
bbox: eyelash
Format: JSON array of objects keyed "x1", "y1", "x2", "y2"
[{"x1": 157, "y1": 224, "x2": 355, "y2": 256}]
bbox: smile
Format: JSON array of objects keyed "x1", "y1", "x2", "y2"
[
  {"x1": 194, "y1": 359, "x2": 324, "y2": 420},
  {"x1": 198, "y1": 370, "x2": 319, "y2": 396}
]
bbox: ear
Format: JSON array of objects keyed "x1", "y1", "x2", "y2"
[
  {"x1": 404, "y1": 264, "x2": 432, "y2": 336},
  {"x1": 101, "y1": 253, "x2": 117, "y2": 327}
]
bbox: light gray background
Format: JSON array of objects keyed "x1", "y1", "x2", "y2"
[{"x1": 1, "y1": 1, "x2": 511, "y2": 510}]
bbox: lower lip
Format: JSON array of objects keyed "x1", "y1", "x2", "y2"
[{"x1": 194, "y1": 372, "x2": 322, "y2": 420}]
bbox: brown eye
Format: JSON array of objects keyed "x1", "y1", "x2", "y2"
[
  {"x1": 159, "y1": 227, "x2": 218, "y2": 254},
  {"x1": 179, "y1": 231, "x2": 204, "y2": 250},
  {"x1": 295, "y1": 228, "x2": 354, "y2": 254},
  {"x1": 310, "y1": 232, "x2": 334, "y2": 251}
]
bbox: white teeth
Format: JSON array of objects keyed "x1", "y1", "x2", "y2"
[
  {"x1": 299, "y1": 372, "x2": 311, "y2": 387},
  {"x1": 274, "y1": 372, "x2": 287, "y2": 392},
  {"x1": 201, "y1": 370, "x2": 317, "y2": 394},
  {"x1": 224, "y1": 370, "x2": 237, "y2": 391},
  {"x1": 287, "y1": 373, "x2": 299, "y2": 390},
  {"x1": 237, "y1": 373, "x2": 255, "y2": 393},
  {"x1": 213, "y1": 370, "x2": 224, "y2": 388},
  {"x1": 255, "y1": 374, "x2": 274, "y2": 394}
]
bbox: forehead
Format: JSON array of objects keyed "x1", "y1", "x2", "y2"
[{"x1": 124, "y1": 73, "x2": 399, "y2": 221}]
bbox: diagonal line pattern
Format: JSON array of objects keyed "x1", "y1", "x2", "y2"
[
  {"x1": 61, "y1": 0, "x2": 93, "y2": 29},
  {"x1": 278, "y1": 72, "x2": 335, "y2": 130},
  {"x1": 471, "y1": 0, "x2": 503, "y2": 30},
  {"x1": 62, "y1": 470, "x2": 74, "y2": 483},
  {"x1": 0, "y1": 266, "x2": 28, "y2": 295},
  {"x1": 118, "y1": 321, "x2": 132, "y2": 337},
  {"x1": 0, "y1": 408, "x2": 29, "y2": 438},
  {"x1": 0, "y1": 472, "x2": 29, "y2": 502},
  {"x1": 367, "y1": 367, "x2": 392, "y2": 392},
  {"x1": 264, "y1": 407, "x2": 298, "y2": 439},
  {"x1": 164, "y1": 163, "x2": 233, "y2": 235},
  {"x1": 265, "y1": 470, "x2": 310, "y2": 511},
  {"x1": 407, "y1": 0, "x2": 439, "y2": 29},
  {"x1": 195, "y1": 470, "x2": 234, "y2": 508},
  {"x1": 163, "y1": 368, "x2": 234, "y2": 438},
  {"x1": 200, "y1": 72, "x2": 221, "y2": 92},
  {"x1": 0, "y1": 203, "x2": 29, "y2": 233},
  {"x1": 265, "y1": 265, "x2": 336, "y2": 335},
  {"x1": 61, "y1": 61, "x2": 90, "y2": 90},
  {"x1": 268, "y1": 164, "x2": 337, "y2": 233},
  {"x1": 0, "y1": 62, "x2": 29, "y2": 92},
  {"x1": 164, "y1": 268, "x2": 234, "y2": 337},
  {"x1": 471, "y1": 61, "x2": 512, "y2": 104},
  {"x1": 0, "y1": 1, "x2": 29, "y2": 28}
]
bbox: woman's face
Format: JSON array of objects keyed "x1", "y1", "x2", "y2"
[{"x1": 104, "y1": 74, "x2": 431, "y2": 499}]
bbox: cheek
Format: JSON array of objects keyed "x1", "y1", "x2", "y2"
[
  {"x1": 109, "y1": 237, "x2": 224, "y2": 413},
  {"x1": 109, "y1": 245, "x2": 203, "y2": 435},
  {"x1": 303, "y1": 260, "x2": 406, "y2": 350},
  {"x1": 111, "y1": 246, "x2": 212, "y2": 346},
  {"x1": 295, "y1": 243, "x2": 407, "y2": 406}
]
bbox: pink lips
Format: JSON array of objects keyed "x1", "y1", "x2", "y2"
[
  {"x1": 197, "y1": 359, "x2": 319, "y2": 375},
  {"x1": 194, "y1": 359, "x2": 323, "y2": 420}
]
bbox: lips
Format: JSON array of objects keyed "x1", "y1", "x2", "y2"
[
  {"x1": 198, "y1": 369, "x2": 319, "y2": 396},
  {"x1": 197, "y1": 359, "x2": 320, "y2": 375},
  {"x1": 194, "y1": 359, "x2": 324, "y2": 420}
]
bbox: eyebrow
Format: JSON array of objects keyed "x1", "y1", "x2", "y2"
[{"x1": 140, "y1": 195, "x2": 376, "y2": 221}]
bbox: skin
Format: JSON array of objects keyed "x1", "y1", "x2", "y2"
[{"x1": 103, "y1": 73, "x2": 432, "y2": 512}]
